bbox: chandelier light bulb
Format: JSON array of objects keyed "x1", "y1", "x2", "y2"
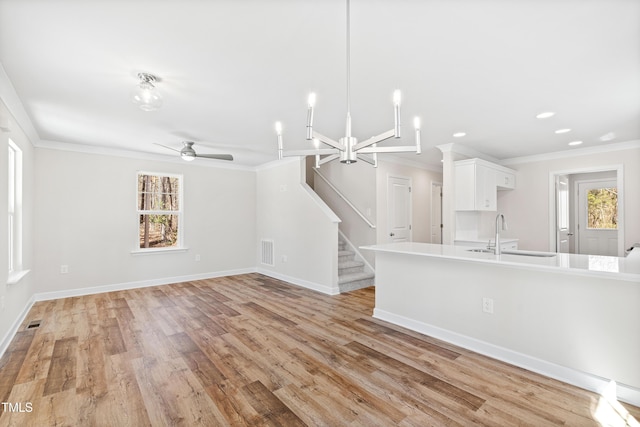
[
  {"x1": 308, "y1": 93, "x2": 317, "y2": 108},
  {"x1": 393, "y1": 90, "x2": 402, "y2": 106}
]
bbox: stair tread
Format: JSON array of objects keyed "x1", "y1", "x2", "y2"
[
  {"x1": 338, "y1": 250, "x2": 354, "y2": 256},
  {"x1": 338, "y1": 260, "x2": 364, "y2": 268},
  {"x1": 338, "y1": 271, "x2": 375, "y2": 284}
]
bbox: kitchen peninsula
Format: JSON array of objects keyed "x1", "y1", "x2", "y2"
[{"x1": 362, "y1": 242, "x2": 640, "y2": 405}]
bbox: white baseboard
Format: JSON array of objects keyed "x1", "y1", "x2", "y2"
[
  {"x1": 33, "y1": 268, "x2": 255, "y2": 302},
  {"x1": 0, "y1": 295, "x2": 36, "y2": 358},
  {"x1": 256, "y1": 268, "x2": 339, "y2": 295},
  {"x1": 374, "y1": 308, "x2": 640, "y2": 407}
]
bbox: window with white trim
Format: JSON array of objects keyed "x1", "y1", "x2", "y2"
[
  {"x1": 137, "y1": 172, "x2": 183, "y2": 250},
  {"x1": 8, "y1": 139, "x2": 22, "y2": 273}
]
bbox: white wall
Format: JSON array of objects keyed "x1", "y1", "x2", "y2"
[
  {"x1": 500, "y1": 145, "x2": 640, "y2": 251},
  {"x1": 373, "y1": 250, "x2": 640, "y2": 404},
  {"x1": 33, "y1": 148, "x2": 257, "y2": 295},
  {"x1": 313, "y1": 159, "x2": 377, "y2": 267},
  {"x1": 256, "y1": 159, "x2": 340, "y2": 294},
  {"x1": 0, "y1": 99, "x2": 36, "y2": 350}
]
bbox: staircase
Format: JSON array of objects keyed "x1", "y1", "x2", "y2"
[{"x1": 338, "y1": 239, "x2": 375, "y2": 293}]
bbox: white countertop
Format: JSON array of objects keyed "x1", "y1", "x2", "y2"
[{"x1": 361, "y1": 242, "x2": 640, "y2": 282}]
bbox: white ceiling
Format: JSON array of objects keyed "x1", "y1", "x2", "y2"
[{"x1": 1, "y1": 0, "x2": 639, "y2": 168}]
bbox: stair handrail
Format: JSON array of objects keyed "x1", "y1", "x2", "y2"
[{"x1": 313, "y1": 168, "x2": 376, "y2": 229}]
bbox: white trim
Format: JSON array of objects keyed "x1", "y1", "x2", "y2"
[
  {"x1": 32, "y1": 268, "x2": 255, "y2": 302},
  {"x1": 373, "y1": 308, "x2": 640, "y2": 407},
  {"x1": 0, "y1": 295, "x2": 36, "y2": 359},
  {"x1": 256, "y1": 268, "x2": 340, "y2": 295},
  {"x1": 0, "y1": 63, "x2": 40, "y2": 144},
  {"x1": 6, "y1": 269, "x2": 30, "y2": 286},
  {"x1": 130, "y1": 247, "x2": 189, "y2": 255},
  {"x1": 502, "y1": 140, "x2": 640, "y2": 166},
  {"x1": 35, "y1": 140, "x2": 257, "y2": 171}
]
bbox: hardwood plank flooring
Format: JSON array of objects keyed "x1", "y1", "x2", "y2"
[{"x1": 1, "y1": 273, "x2": 638, "y2": 426}]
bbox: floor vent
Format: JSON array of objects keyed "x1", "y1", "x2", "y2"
[
  {"x1": 261, "y1": 239, "x2": 274, "y2": 266},
  {"x1": 26, "y1": 320, "x2": 42, "y2": 329}
]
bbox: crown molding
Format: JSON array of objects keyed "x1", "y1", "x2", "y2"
[
  {"x1": 0, "y1": 62, "x2": 40, "y2": 145},
  {"x1": 501, "y1": 140, "x2": 640, "y2": 166},
  {"x1": 35, "y1": 139, "x2": 257, "y2": 172}
]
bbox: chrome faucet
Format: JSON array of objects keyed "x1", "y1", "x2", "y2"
[{"x1": 494, "y1": 213, "x2": 507, "y2": 255}]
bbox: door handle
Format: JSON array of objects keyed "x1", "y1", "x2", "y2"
[
  {"x1": 567, "y1": 233, "x2": 574, "y2": 236},
  {"x1": 390, "y1": 232, "x2": 395, "y2": 237}
]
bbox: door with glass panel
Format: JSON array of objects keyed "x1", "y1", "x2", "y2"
[{"x1": 577, "y1": 180, "x2": 618, "y2": 256}]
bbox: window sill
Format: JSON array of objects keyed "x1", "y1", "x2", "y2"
[
  {"x1": 7, "y1": 269, "x2": 31, "y2": 286},
  {"x1": 130, "y1": 247, "x2": 189, "y2": 256}
]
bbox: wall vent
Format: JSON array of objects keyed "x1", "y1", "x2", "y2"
[{"x1": 261, "y1": 239, "x2": 275, "y2": 266}]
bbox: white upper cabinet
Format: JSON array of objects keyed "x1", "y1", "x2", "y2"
[{"x1": 455, "y1": 158, "x2": 516, "y2": 211}]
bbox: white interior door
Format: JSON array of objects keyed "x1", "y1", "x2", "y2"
[
  {"x1": 556, "y1": 175, "x2": 571, "y2": 253},
  {"x1": 388, "y1": 176, "x2": 411, "y2": 242},
  {"x1": 431, "y1": 182, "x2": 442, "y2": 244},
  {"x1": 577, "y1": 180, "x2": 618, "y2": 256}
]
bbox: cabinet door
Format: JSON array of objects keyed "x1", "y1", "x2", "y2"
[
  {"x1": 476, "y1": 165, "x2": 497, "y2": 210},
  {"x1": 496, "y1": 170, "x2": 515, "y2": 189},
  {"x1": 454, "y1": 164, "x2": 476, "y2": 211}
]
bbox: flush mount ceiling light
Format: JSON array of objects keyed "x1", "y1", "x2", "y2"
[
  {"x1": 131, "y1": 72, "x2": 163, "y2": 111},
  {"x1": 536, "y1": 111, "x2": 555, "y2": 119},
  {"x1": 275, "y1": 0, "x2": 421, "y2": 167}
]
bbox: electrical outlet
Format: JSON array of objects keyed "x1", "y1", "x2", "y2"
[
  {"x1": 195, "y1": 254, "x2": 201, "y2": 262},
  {"x1": 482, "y1": 297, "x2": 494, "y2": 314},
  {"x1": 282, "y1": 255, "x2": 288, "y2": 262},
  {"x1": 60, "y1": 265, "x2": 68, "y2": 274}
]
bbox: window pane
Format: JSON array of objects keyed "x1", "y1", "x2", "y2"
[
  {"x1": 587, "y1": 187, "x2": 617, "y2": 229},
  {"x1": 139, "y1": 214, "x2": 179, "y2": 248},
  {"x1": 137, "y1": 174, "x2": 180, "y2": 211}
]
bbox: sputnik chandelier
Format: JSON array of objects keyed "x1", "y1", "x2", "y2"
[{"x1": 275, "y1": 0, "x2": 421, "y2": 167}]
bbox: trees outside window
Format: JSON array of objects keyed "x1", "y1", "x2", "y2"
[
  {"x1": 137, "y1": 173, "x2": 182, "y2": 249},
  {"x1": 586, "y1": 187, "x2": 617, "y2": 230}
]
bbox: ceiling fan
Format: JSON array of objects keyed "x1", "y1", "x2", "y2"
[{"x1": 154, "y1": 141, "x2": 233, "y2": 162}]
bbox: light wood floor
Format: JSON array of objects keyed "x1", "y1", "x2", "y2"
[{"x1": 1, "y1": 273, "x2": 638, "y2": 426}]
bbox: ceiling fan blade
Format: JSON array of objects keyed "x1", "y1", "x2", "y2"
[
  {"x1": 153, "y1": 143, "x2": 181, "y2": 153},
  {"x1": 196, "y1": 153, "x2": 234, "y2": 161}
]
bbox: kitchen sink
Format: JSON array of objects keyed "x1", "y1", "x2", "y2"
[
  {"x1": 502, "y1": 250, "x2": 556, "y2": 258},
  {"x1": 466, "y1": 248, "x2": 556, "y2": 257}
]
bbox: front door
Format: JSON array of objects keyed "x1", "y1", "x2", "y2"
[
  {"x1": 387, "y1": 176, "x2": 411, "y2": 242},
  {"x1": 577, "y1": 180, "x2": 618, "y2": 256}
]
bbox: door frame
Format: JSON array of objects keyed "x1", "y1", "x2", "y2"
[
  {"x1": 431, "y1": 181, "x2": 443, "y2": 244},
  {"x1": 548, "y1": 165, "x2": 624, "y2": 256}
]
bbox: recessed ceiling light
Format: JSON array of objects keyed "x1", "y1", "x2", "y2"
[
  {"x1": 555, "y1": 128, "x2": 571, "y2": 134},
  {"x1": 599, "y1": 132, "x2": 616, "y2": 142},
  {"x1": 568, "y1": 141, "x2": 583, "y2": 146},
  {"x1": 536, "y1": 112, "x2": 555, "y2": 119},
  {"x1": 453, "y1": 132, "x2": 466, "y2": 138}
]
